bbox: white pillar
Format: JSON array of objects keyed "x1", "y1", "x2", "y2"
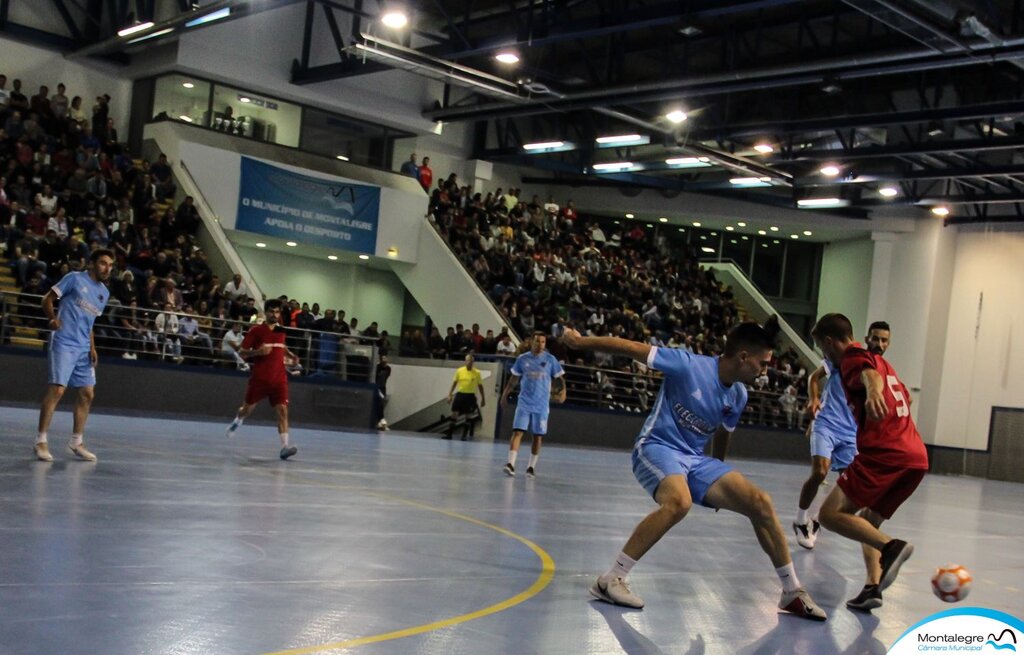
[{"x1": 866, "y1": 231, "x2": 897, "y2": 330}]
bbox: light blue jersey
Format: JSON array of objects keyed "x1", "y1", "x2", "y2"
[
  {"x1": 810, "y1": 359, "x2": 858, "y2": 470},
  {"x1": 638, "y1": 347, "x2": 748, "y2": 456},
  {"x1": 813, "y1": 359, "x2": 857, "y2": 437},
  {"x1": 50, "y1": 271, "x2": 109, "y2": 352},
  {"x1": 510, "y1": 350, "x2": 564, "y2": 412}
]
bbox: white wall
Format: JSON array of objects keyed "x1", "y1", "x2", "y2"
[
  {"x1": 0, "y1": 36, "x2": 131, "y2": 136},
  {"x1": 236, "y1": 245, "x2": 405, "y2": 335},
  {"x1": 816, "y1": 237, "x2": 874, "y2": 336},
  {"x1": 931, "y1": 229, "x2": 1024, "y2": 449}
]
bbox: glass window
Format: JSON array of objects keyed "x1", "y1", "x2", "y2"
[
  {"x1": 691, "y1": 227, "x2": 720, "y2": 258},
  {"x1": 721, "y1": 233, "x2": 752, "y2": 273},
  {"x1": 152, "y1": 74, "x2": 210, "y2": 126},
  {"x1": 300, "y1": 107, "x2": 392, "y2": 168},
  {"x1": 782, "y1": 241, "x2": 819, "y2": 301},
  {"x1": 751, "y1": 236, "x2": 785, "y2": 297},
  {"x1": 210, "y1": 84, "x2": 301, "y2": 147}
]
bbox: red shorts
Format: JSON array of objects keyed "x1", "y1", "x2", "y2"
[
  {"x1": 245, "y1": 379, "x2": 289, "y2": 407},
  {"x1": 837, "y1": 457, "x2": 926, "y2": 519}
]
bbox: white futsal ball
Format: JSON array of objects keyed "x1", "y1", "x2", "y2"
[{"x1": 931, "y1": 564, "x2": 972, "y2": 603}]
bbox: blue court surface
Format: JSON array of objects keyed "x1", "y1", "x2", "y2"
[{"x1": 1, "y1": 406, "x2": 1021, "y2": 655}]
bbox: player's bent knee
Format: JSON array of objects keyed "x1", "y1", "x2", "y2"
[
  {"x1": 660, "y1": 496, "x2": 692, "y2": 522},
  {"x1": 748, "y1": 488, "x2": 775, "y2": 522},
  {"x1": 78, "y1": 387, "x2": 95, "y2": 403}
]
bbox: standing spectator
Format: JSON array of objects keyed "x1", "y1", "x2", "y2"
[
  {"x1": 50, "y1": 83, "x2": 69, "y2": 121},
  {"x1": 0, "y1": 74, "x2": 8, "y2": 106},
  {"x1": 779, "y1": 385, "x2": 799, "y2": 428},
  {"x1": 375, "y1": 355, "x2": 391, "y2": 430},
  {"x1": 417, "y1": 156, "x2": 432, "y2": 192},
  {"x1": 67, "y1": 96, "x2": 87, "y2": 131},
  {"x1": 8, "y1": 79, "x2": 28, "y2": 112},
  {"x1": 400, "y1": 152, "x2": 418, "y2": 179},
  {"x1": 150, "y1": 153, "x2": 176, "y2": 201}
]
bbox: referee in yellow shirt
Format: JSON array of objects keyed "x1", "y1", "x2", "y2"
[{"x1": 446, "y1": 354, "x2": 487, "y2": 440}]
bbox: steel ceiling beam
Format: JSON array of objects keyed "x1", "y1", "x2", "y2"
[
  {"x1": 770, "y1": 134, "x2": 1024, "y2": 162},
  {"x1": 691, "y1": 100, "x2": 1024, "y2": 141},
  {"x1": 424, "y1": 38, "x2": 1024, "y2": 123}
]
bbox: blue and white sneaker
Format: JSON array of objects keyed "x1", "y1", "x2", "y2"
[{"x1": 226, "y1": 419, "x2": 241, "y2": 438}]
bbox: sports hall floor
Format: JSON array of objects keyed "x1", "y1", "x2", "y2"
[{"x1": 1, "y1": 406, "x2": 1021, "y2": 655}]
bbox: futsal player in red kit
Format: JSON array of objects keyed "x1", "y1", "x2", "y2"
[
  {"x1": 225, "y1": 299, "x2": 300, "y2": 459},
  {"x1": 812, "y1": 313, "x2": 929, "y2": 611}
]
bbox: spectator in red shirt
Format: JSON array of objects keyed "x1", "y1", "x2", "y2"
[
  {"x1": 813, "y1": 313, "x2": 928, "y2": 612},
  {"x1": 418, "y1": 156, "x2": 433, "y2": 192},
  {"x1": 225, "y1": 299, "x2": 301, "y2": 460}
]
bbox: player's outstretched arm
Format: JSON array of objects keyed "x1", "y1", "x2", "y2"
[{"x1": 562, "y1": 328, "x2": 651, "y2": 362}]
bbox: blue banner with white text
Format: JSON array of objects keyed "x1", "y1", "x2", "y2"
[{"x1": 236, "y1": 156, "x2": 380, "y2": 254}]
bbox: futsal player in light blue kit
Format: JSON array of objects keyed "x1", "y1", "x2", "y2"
[
  {"x1": 563, "y1": 318, "x2": 827, "y2": 621},
  {"x1": 34, "y1": 249, "x2": 115, "y2": 463},
  {"x1": 794, "y1": 320, "x2": 890, "y2": 551},
  {"x1": 500, "y1": 331, "x2": 566, "y2": 478}
]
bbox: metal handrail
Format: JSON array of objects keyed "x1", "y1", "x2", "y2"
[{"x1": 1, "y1": 290, "x2": 380, "y2": 383}]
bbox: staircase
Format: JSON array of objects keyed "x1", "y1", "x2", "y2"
[{"x1": 0, "y1": 267, "x2": 46, "y2": 349}]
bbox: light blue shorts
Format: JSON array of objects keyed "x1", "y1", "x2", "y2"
[
  {"x1": 48, "y1": 349, "x2": 96, "y2": 388},
  {"x1": 810, "y1": 426, "x2": 858, "y2": 471},
  {"x1": 512, "y1": 405, "x2": 549, "y2": 435},
  {"x1": 632, "y1": 438, "x2": 733, "y2": 508}
]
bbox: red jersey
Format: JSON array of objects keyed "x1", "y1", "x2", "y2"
[
  {"x1": 840, "y1": 345, "x2": 928, "y2": 470},
  {"x1": 418, "y1": 165, "x2": 433, "y2": 191},
  {"x1": 242, "y1": 323, "x2": 288, "y2": 385}
]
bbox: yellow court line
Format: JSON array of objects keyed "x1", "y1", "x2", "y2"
[{"x1": 259, "y1": 488, "x2": 557, "y2": 655}]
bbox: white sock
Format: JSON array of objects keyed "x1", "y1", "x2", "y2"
[
  {"x1": 528, "y1": 454, "x2": 539, "y2": 469},
  {"x1": 808, "y1": 480, "x2": 828, "y2": 521},
  {"x1": 280, "y1": 432, "x2": 289, "y2": 447},
  {"x1": 796, "y1": 508, "x2": 808, "y2": 524},
  {"x1": 36, "y1": 432, "x2": 48, "y2": 445},
  {"x1": 233, "y1": 415, "x2": 244, "y2": 427},
  {"x1": 70, "y1": 433, "x2": 83, "y2": 447},
  {"x1": 601, "y1": 552, "x2": 637, "y2": 582},
  {"x1": 776, "y1": 563, "x2": 801, "y2": 593},
  {"x1": 507, "y1": 450, "x2": 518, "y2": 467}
]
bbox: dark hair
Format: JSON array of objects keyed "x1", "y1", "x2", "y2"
[
  {"x1": 532, "y1": 330, "x2": 547, "y2": 338},
  {"x1": 811, "y1": 313, "x2": 854, "y2": 340},
  {"x1": 724, "y1": 315, "x2": 781, "y2": 356},
  {"x1": 264, "y1": 298, "x2": 283, "y2": 313},
  {"x1": 90, "y1": 248, "x2": 114, "y2": 262},
  {"x1": 867, "y1": 320, "x2": 891, "y2": 333}
]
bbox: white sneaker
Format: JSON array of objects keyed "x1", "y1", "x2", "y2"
[
  {"x1": 226, "y1": 419, "x2": 241, "y2": 438},
  {"x1": 793, "y1": 520, "x2": 820, "y2": 549},
  {"x1": 590, "y1": 576, "x2": 644, "y2": 609},
  {"x1": 34, "y1": 442, "x2": 54, "y2": 462},
  {"x1": 779, "y1": 588, "x2": 828, "y2": 621},
  {"x1": 68, "y1": 442, "x2": 97, "y2": 462},
  {"x1": 377, "y1": 419, "x2": 390, "y2": 431}
]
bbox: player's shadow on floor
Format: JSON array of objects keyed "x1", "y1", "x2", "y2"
[
  {"x1": 590, "y1": 600, "x2": 705, "y2": 655},
  {"x1": 736, "y1": 609, "x2": 885, "y2": 655}
]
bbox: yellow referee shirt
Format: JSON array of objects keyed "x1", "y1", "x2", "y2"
[{"x1": 453, "y1": 366, "x2": 483, "y2": 394}]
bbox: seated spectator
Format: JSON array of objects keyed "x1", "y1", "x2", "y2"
[
  {"x1": 154, "y1": 303, "x2": 183, "y2": 362},
  {"x1": 220, "y1": 321, "x2": 249, "y2": 371}
]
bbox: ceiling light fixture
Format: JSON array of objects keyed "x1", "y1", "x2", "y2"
[
  {"x1": 495, "y1": 51, "x2": 520, "y2": 64},
  {"x1": 185, "y1": 7, "x2": 231, "y2": 27},
  {"x1": 178, "y1": 115, "x2": 193, "y2": 123},
  {"x1": 666, "y1": 110, "x2": 688, "y2": 124},
  {"x1": 797, "y1": 198, "x2": 847, "y2": 208},
  {"x1": 239, "y1": 97, "x2": 252, "y2": 103},
  {"x1": 692, "y1": 221, "x2": 701, "y2": 227},
  {"x1": 791, "y1": 234, "x2": 800, "y2": 239},
  {"x1": 758, "y1": 230, "x2": 767, "y2": 235},
  {"x1": 659, "y1": 217, "x2": 668, "y2": 223},
  {"x1": 665, "y1": 157, "x2": 712, "y2": 168},
  {"x1": 737, "y1": 221, "x2": 747, "y2": 227},
  {"x1": 753, "y1": 143, "x2": 775, "y2": 154},
  {"x1": 285, "y1": 241, "x2": 298, "y2": 247},
  {"x1": 820, "y1": 165, "x2": 840, "y2": 176},
  {"x1": 931, "y1": 206, "x2": 950, "y2": 216},
  {"x1": 255, "y1": 242, "x2": 267, "y2": 248},
  {"x1": 701, "y1": 246, "x2": 716, "y2": 253},
  {"x1": 182, "y1": 82, "x2": 195, "y2": 89},
  {"x1": 381, "y1": 10, "x2": 408, "y2": 28},
  {"x1": 769, "y1": 226, "x2": 780, "y2": 232},
  {"x1": 523, "y1": 141, "x2": 564, "y2": 150},
  {"x1": 625, "y1": 213, "x2": 634, "y2": 219},
  {"x1": 725, "y1": 226, "x2": 734, "y2": 231},
  {"x1": 118, "y1": 21, "x2": 154, "y2": 37},
  {"x1": 126, "y1": 26, "x2": 173, "y2": 44},
  {"x1": 879, "y1": 186, "x2": 899, "y2": 197},
  {"x1": 336, "y1": 155, "x2": 349, "y2": 161},
  {"x1": 328, "y1": 255, "x2": 339, "y2": 261},
  {"x1": 596, "y1": 134, "x2": 649, "y2": 146},
  {"x1": 592, "y1": 162, "x2": 634, "y2": 171},
  {"x1": 358, "y1": 254, "x2": 370, "y2": 260},
  {"x1": 803, "y1": 230, "x2": 813, "y2": 236}
]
